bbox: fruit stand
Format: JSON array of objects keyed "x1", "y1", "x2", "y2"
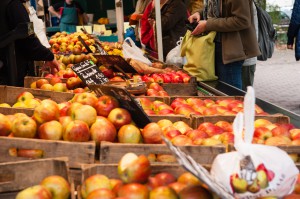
[{"x1": 1, "y1": 30, "x2": 300, "y2": 199}]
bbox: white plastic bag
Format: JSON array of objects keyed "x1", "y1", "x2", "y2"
[
  {"x1": 166, "y1": 37, "x2": 186, "y2": 67},
  {"x1": 27, "y1": 4, "x2": 50, "y2": 48},
  {"x1": 211, "y1": 87, "x2": 298, "y2": 199},
  {"x1": 122, "y1": 37, "x2": 152, "y2": 65}
]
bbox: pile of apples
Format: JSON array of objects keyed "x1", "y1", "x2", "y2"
[
  {"x1": 136, "y1": 98, "x2": 173, "y2": 115},
  {"x1": 80, "y1": 152, "x2": 214, "y2": 199},
  {"x1": 55, "y1": 53, "x2": 98, "y2": 66},
  {"x1": 30, "y1": 77, "x2": 89, "y2": 93},
  {"x1": 141, "y1": 70, "x2": 191, "y2": 83},
  {"x1": 49, "y1": 32, "x2": 97, "y2": 54},
  {"x1": 145, "y1": 82, "x2": 169, "y2": 97},
  {"x1": 170, "y1": 97, "x2": 268, "y2": 117},
  {"x1": 99, "y1": 41, "x2": 123, "y2": 56},
  {"x1": 16, "y1": 175, "x2": 70, "y2": 199}
]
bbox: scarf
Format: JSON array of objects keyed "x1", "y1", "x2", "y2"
[{"x1": 204, "y1": 0, "x2": 220, "y2": 19}]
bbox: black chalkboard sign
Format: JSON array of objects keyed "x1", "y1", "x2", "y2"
[
  {"x1": 71, "y1": 60, "x2": 109, "y2": 86},
  {"x1": 89, "y1": 84, "x2": 151, "y2": 128},
  {"x1": 95, "y1": 55, "x2": 138, "y2": 74}
]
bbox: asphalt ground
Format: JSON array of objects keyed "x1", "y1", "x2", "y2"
[{"x1": 253, "y1": 47, "x2": 300, "y2": 115}]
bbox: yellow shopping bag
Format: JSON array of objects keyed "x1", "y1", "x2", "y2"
[{"x1": 181, "y1": 30, "x2": 218, "y2": 81}]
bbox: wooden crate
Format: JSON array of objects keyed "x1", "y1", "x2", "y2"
[
  {"x1": 169, "y1": 96, "x2": 244, "y2": 105},
  {"x1": 0, "y1": 85, "x2": 74, "y2": 106},
  {"x1": 0, "y1": 137, "x2": 96, "y2": 169},
  {"x1": 192, "y1": 115, "x2": 290, "y2": 129},
  {"x1": 162, "y1": 77, "x2": 197, "y2": 96},
  {"x1": 0, "y1": 106, "x2": 34, "y2": 116},
  {"x1": 133, "y1": 96, "x2": 170, "y2": 104},
  {"x1": 0, "y1": 157, "x2": 75, "y2": 199},
  {"x1": 99, "y1": 141, "x2": 225, "y2": 165},
  {"x1": 24, "y1": 76, "x2": 67, "y2": 88}
]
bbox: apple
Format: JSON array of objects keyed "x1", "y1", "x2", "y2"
[
  {"x1": 24, "y1": 98, "x2": 41, "y2": 108},
  {"x1": 63, "y1": 120, "x2": 90, "y2": 142},
  {"x1": 66, "y1": 102, "x2": 82, "y2": 116},
  {"x1": 186, "y1": 129, "x2": 208, "y2": 141},
  {"x1": 163, "y1": 126, "x2": 182, "y2": 140},
  {"x1": 156, "y1": 154, "x2": 177, "y2": 163},
  {"x1": 17, "y1": 91, "x2": 34, "y2": 102},
  {"x1": 40, "y1": 175, "x2": 70, "y2": 199},
  {"x1": 0, "y1": 103, "x2": 11, "y2": 107},
  {"x1": 38, "y1": 120, "x2": 63, "y2": 140},
  {"x1": 36, "y1": 79, "x2": 50, "y2": 88},
  {"x1": 152, "y1": 172, "x2": 176, "y2": 187},
  {"x1": 174, "y1": 105, "x2": 195, "y2": 117},
  {"x1": 157, "y1": 119, "x2": 173, "y2": 130},
  {"x1": 144, "y1": 109, "x2": 156, "y2": 115},
  {"x1": 170, "y1": 98, "x2": 187, "y2": 109},
  {"x1": 168, "y1": 182, "x2": 187, "y2": 194},
  {"x1": 0, "y1": 113, "x2": 12, "y2": 136},
  {"x1": 142, "y1": 122, "x2": 163, "y2": 144},
  {"x1": 16, "y1": 149, "x2": 43, "y2": 158},
  {"x1": 90, "y1": 116, "x2": 117, "y2": 144},
  {"x1": 33, "y1": 99, "x2": 60, "y2": 124},
  {"x1": 146, "y1": 89, "x2": 158, "y2": 96},
  {"x1": 271, "y1": 125, "x2": 291, "y2": 138},
  {"x1": 265, "y1": 136, "x2": 292, "y2": 145},
  {"x1": 203, "y1": 125, "x2": 224, "y2": 137},
  {"x1": 177, "y1": 172, "x2": 201, "y2": 186},
  {"x1": 149, "y1": 186, "x2": 178, "y2": 199},
  {"x1": 73, "y1": 88, "x2": 85, "y2": 93},
  {"x1": 99, "y1": 66, "x2": 114, "y2": 78},
  {"x1": 171, "y1": 135, "x2": 193, "y2": 146},
  {"x1": 118, "y1": 183, "x2": 149, "y2": 199},
  {"x1": 136, "y1": 97, "x2": 153, "y2": 110},
  {"x1": 179, "y1": 185, "x2": 213, "y2": 199},
  {"x1": 59, "y1": 116, "x2": 72, "y2": 130},
  {"x1": 86, "y1": 188, "x2": 116, "y2": 199},
  {"x1": 81, "y1": 174, "x2": 112, "y2": 199},
  {"x1": 173, "y1": 121, "x2": 192, "y2": 135},
  {"x1": 161, "y1": 74, "x2": 171, "y2": 83},
  {"x1": 254, "y1": 119, "x2": 272, "y2": 128},
  {"x1": 203, "y1": 99, "x2": 215, "y2": 107},
  {"x1": 94, "y1": 95, "x2": 119, "y2": 117},
  {"x1": 186, "y1": 97, "x2": 205, "y2": 107},
  {"x1": 215, "y1": 121, "x2": 233, "y2": 132},
  {"x1": 49, "y1": 77, "x2": 62, "y2": 86},
  {"x1": 219, "y1": 132, "x2": 235, "y2": 145},
  {"x1": 118, "y1": 124, "x2": 142, "y2": 143},
  {"x1": 254, "y1": 127, "x2": 273, "y2": 140},
  {"x1": 148, "y1": 82, "x2": 163, "y2": 91},
  {"x1": 72, "y1": 93, "x2": 98, "y2": 108},
  {"x1": 109, "y1": 178, "x2": 123, "y2": 195},
  {"x1": 108, "y1": 108, "x2": 132, "y2": 129},
  {"x1": 53, "y1": 83, "x2": 68, "y2": 92},
  {"x1": 12, "y1": 116, "x2": 37, "y2": 138},
  {"x1": 72, "y1": 105, "x2": 97, "y2": 126},
  {"x1": 290, "y1": 129, "x2": 300, "y2": 140},
  {"x1": 118, "y1": 153, "x2": 151, "y2": 183},
  {"x1": 16, "y1": 185, "x2": 52, "y2": 199},
  {"x1": 40, "y1": 83, "x2": 54, "y2": 91}
]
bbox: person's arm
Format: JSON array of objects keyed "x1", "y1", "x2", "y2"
[
  {"x1": 48, "y1": 5, "x2": 61, "y2": 19},
  {"x1": 7, "y1": 0, "x2": 58, "y2": 73}
]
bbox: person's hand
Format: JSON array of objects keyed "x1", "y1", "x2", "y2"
[
  {"x1": 191, "y1": 20, "x2": 207, "y2": 35},
  {"x1": 43, "y1": 59, "x2": 60, "y2": 75},
  {"x1": 188, "y1": 12, "x2": 200, "y2": 23},
  {"x1": 287, "y1": 44, "x2": 293, "y2": 49}
]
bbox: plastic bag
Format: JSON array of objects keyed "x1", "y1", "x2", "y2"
[
  {"x1": 166, "y1": 37, "x2": 185, "y2": 67},
  {"x1": 210, "y1": 87, "x2": 298, "y2": 198},
  {"x1": 122, "y1": 37, "x2": 152, "y2": 66}
]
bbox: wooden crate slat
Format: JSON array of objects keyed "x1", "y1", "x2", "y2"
[
  {"x1": 149, "y1": 115, "x2": 192, "y2": 126},
  {"x1": 162, "y1": 82, "x2": 197, "y2": 96},
  {"x1": 99, "y1": 141, "x2": 225, "y2": 164},
  {"x1": 0, "y1": 158, "x2": 69, "y2": 193},
  {"x1": 0, "y1": 137, "x2": 96, "y2": 169}
]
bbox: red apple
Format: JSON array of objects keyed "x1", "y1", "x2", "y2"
[
  {"x1": 58, "y1": 101, "x2": 71, "y2": 117},
  {"x1": 0, "y1": 113, "x2": 12, "y2": 136},
  {"x1": 271, "y1": 125, "x2": 291, "y2": 138},
  {"x1": 174, "y1": 105, "x2": 195, "y2": 117},
  {"x1": 186, "y1": 129, "x2": 208, "y2": 141},
  {"x1": 118, "y1": 183, "x2": 149, "y2": 199},
  {"x1": 81, "y1": 174, "x2": 112, "y2": 199},
  {"x1": 90, "y1": 116, "x2": 117, "y2": 144},
  {"x1": 142, "y1": 122, "x2": 163, "y2": 144},
  {"x1": 16, "y1": 185, "x2": 52, "y2": 199},
  {"x1": 173, "y1": 121, "x2": 192, "y2": 135},
  {"x1": 171, "y1": 135, "x2": 193, "y2": 146},
  {"x1": 254, "y1": 127, "x2": 273, "y2": 140},
  {"x1": 203, "y1": 125, "x2": 224, "y2": 137},
  {"x1": 118, "y1": 153, "x2": 151, "y2": 184},
  {"x1": 161, "y1": 74, "x2": 171, "y2": 83},
  {"x1": 148, "y1": 82, "x2": 163, "y2": 91},
  {"x1": 136, "y1": 97, "x2": 153, "y2": 110},
  {"x1": 12, "y1": 116, "x2": 37, "y2": 138},
  {"x1": 66, "y1": 77, "x2": 81, "y2": 90},
  {"x1": 149, "y1": 186, "x2": 178, "y2": 199},
  {"x1": 63, "y1": 120, "x2": 90, "y2": 142},
  {"x1": 38, "y1": 120, "x2": 63, "y2": 140},
  {"x1": 265, "y1": 136, "x2": 292, "y2": 145},
  {"x1": 146, "y1": 88, "x2": 158, "y2": 96},
  {"x1": 186, "y1": 98, "x2": 205, "y2": 107},
  {"x1": 94, "y1": 95, "x2": 119, "y2": 117},
  {"x1": 178, "y1": 185, "x2": 213, "y2": 199},
  {"x1": 108, "y1": 108, "x2": 132, "y2": 129},
  {"x1": 49, "y1": 77, "x2": 62, "y2": 85},
  {"x1": 157, "y1": 90, "x2": 169, "y2": 97},
  {"x1": 72, "y1": 105, "x2": 97, "y2": 126},
  {"x1": 203, "y1": 99, "x2": 215, "y2": 107},
  {"x1": 63, "y1": 68, "x2": 77, "y2": 78},
  {"x1": 177, "y1": 172, "x2": 201, "y2": 186},
  {"x1": 157, "y1": 109, "x2": 174, "y2": 115},
  {"x1": 144, "y1": 109, "x2": 156, "y2": 115},
  {"x1": 198, "y1": 122, "x2": 214, "y2": 131},
  {"x1": 33, "y1": 99, "x2": 60, "y2": 124},
  {"x1": 72, "y1": 93, "x2": 98, "y2": 107},
  {"x1": 215, "y1": 121, "x2": 233, "y2": 132},
  {"x1": 109, "y1": 178, "x2": 123, "y2": 195},
  {"x1": 118, "y1": 124, "x2": 142, "y2": 143},
  {"x1": 73, "y1": 87, "x2": 85, "y2": 93},
  {"x1": 290, "y1": 129, "x2": 300, "y2": 140},
  {"x1": 163, "y1": 126, "x2": 182, "y2": 140},
  {"x1": 153, "y1": 172, "x2": 176, "y2": 186},
  {"x1": 40, "y1": 175, "x2": 70, "y2": 199},
  {"x1": 36, "y1": 79, "x2": 50, "y2": 88}
]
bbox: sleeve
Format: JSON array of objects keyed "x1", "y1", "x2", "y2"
[
  {"x1": 161, "y1": 2, "x2": 187, "y2": 33},
  {"x1": 52, "y1": 2, "x2": 63, "y2": 11},
  {"x1": 140, "y1": 3, "x2": 154, "y2": 47},
  {"x1": 75, "y1": 2, "x2": 85, "y2": 14},
  {"x1": 287, "y1": 23, "x2": 300, "y2": 45},
  {"x1": 7, "y1": 0, "x2": 54, "y2": 61},
  {"x1": 205, "y1": 0, "x2": 252, "y2": 32}
]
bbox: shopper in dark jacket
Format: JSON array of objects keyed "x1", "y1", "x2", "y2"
[
  {"x1": 0, "y1": 0, "x2": 59, "y2": 86},
  {"x1": 287, "y1": 0, "x2": 300, "y2": 61},
  {"x1": 141, "y1": 0, "x2": 188, "y2": 59}
]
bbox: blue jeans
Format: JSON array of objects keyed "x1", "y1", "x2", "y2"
[{"x1": 215, "y1": 42, "x2": 244, "y2": 89}]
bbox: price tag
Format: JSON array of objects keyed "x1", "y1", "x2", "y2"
[
  {"x1": 72, "y1": 60, "x2": 109, "y2": 86},
  {"x1": 89, "y1": 84, "x2": 151, "y2": 128},
  {"x1": 162, "y1": 136, "x2": 234, "y2": 199},
  {"x1": 95, "y1": 55, "x2": 138, "y2": 74}
]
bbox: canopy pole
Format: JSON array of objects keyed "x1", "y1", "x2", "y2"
[
  {"x1": 115, "y1": 0, "x2": 124, "y2": 42},
  {"x1": 154, "y1": 0, "x2": 164, "y2": 62}
]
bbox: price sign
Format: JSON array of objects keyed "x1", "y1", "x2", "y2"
[
  {"x1": 95, "y1": 55, "x2": 138, "y2": 74},
  {"x1": 89, "y1": 84, "x2": 151, "y2": 128},
  {"x1": 72, "y1": 60, "x2": 109, "y2": 86}
]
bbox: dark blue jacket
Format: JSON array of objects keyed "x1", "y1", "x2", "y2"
[{"x1": 287, "y1": 0, "x2": 300, "y2": 60}]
